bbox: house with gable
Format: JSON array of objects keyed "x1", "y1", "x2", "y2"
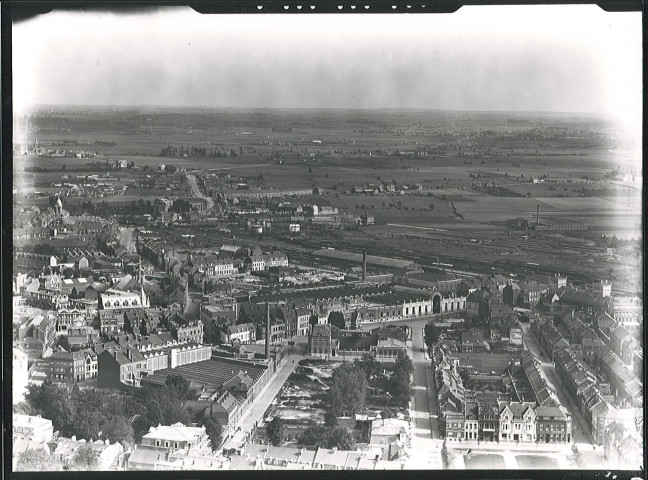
[{"x1": 498, "y1": 401, "x2": 537, "y2": 443}]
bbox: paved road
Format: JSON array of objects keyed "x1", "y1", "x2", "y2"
[
  {"x1": 186, "y1": 173, "x2": 214, "y2": 210},
  {"x1": 358, "y1": 317, "x2": 443, "y2": 467},
  {"x1": 222, "y1": 341, "x2": 306, "y2": 450},
  {"x1": 520, "y1": 322, "x2": 596, "y2": 445},
  {"x1": 118, "y1": 227, "x2": 136, "y2": 254},
  {"x1": 409, "y1": 320, "x2": 443, "y2": 468}
]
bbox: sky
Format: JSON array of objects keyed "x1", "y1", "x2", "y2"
[{"x1": 12, "y1": 5, "x2": 642, "y2": 127}]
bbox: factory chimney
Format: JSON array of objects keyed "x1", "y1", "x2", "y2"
[
  {"x1": 362, "y1": 250, "x2": 367, "y2": 282},
  {"x1": 265, "y1": 302, "x2": 270, "y2": 360},
  {"x1": 536, "y1": 204, "x2": 540, "y2": 226}
]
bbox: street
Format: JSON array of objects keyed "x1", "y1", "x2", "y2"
[
  {"x1": 408, "y1": 319, "x2": 443, "y2": 468},
  {"x1": 118, "y1": 227, "x2": 136, "y2": 254},
  {"x1": 186, "y1": 172, "x2": 215, "y2": 210},
  {"x1": 222, "y1": 340, "x2": 306, "y2": 450},
  {"x1": 357, "y1": 316, "x2": 444, "y2": 467},
  {"x1": 520, "y1": 322, "x2": 596, "y2": 445}
]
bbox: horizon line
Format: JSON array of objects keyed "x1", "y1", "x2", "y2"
[{"x1": 16, "y1": 104, "x2": 612, "y2": 118}]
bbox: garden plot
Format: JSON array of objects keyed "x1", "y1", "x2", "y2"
[{"x1": 264, "y1": 361, "x2": 343, "y2": 422}]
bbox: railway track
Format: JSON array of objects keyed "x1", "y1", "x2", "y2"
[
  {"x1": 296, "y1": 237, "x2": 598, "y2": 284},
  {"x1": 159, "y1": 225, "x2": 623, "y2": 290}
]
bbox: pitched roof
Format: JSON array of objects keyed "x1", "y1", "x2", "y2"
[
  {"x1": 499, "y1": 401, "x2": 535, "y2": 419},
  {"x1": 127, "y1": 446, "x2": 169, "y2": 466},
  {"x1": 535, "y1": 405, "x2": 568, "y2": 419},
  {"x1": 141, "y1": 357, "x2": 268, "y2": 390},
  {"x1": 370, "y1": 418, "x2": 408, "y2": 437}
]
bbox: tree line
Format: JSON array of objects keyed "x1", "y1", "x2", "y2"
[
  {"x1": 160, "y1": 145, "x2": 240, "y2": 158},
  {"x1": 18, "y1": 375, "x2": 223, "y2": 463}
]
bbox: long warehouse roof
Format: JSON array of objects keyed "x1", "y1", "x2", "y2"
[{"x1": 313, "y1": 248, "x2": 418, "y2": 269}]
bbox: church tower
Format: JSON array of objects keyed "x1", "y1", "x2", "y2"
[{"x1": 54, "y1": 196, "x2": 63, "y2": 216}]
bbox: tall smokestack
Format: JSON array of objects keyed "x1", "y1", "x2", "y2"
[
  {"x1": 362, "y1": 250, "x2": 367, "y2": 282},
  {"x1": 536, "y1": 204, "x2": 540, "y2": 226},
  {"x1": 265, "y1": 302, "x2": 270, "y2": 360}
]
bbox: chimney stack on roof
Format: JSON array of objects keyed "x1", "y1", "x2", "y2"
[
  {"x1": 265, "y1": 302, "x2": 270, "y2": 360},
  {"x1": 362, "y1": 250, "x2": 367, "y2": 282}
]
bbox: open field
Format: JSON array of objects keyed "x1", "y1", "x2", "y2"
[{"x1": 14, "y1": 107, "x2": 642, "y2": 292}]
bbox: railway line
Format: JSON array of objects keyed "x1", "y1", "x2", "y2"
[
  {"x1": 296, "y1": 237, "x2": 598, "y2": 285},
  {"x1": 148, "y1": 225, "x2": 631, "y2": 293}
]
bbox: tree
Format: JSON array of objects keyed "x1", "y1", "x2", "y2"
[
  {"x1": 327, "y1": 311, "x2": 346, "y2": 330},
  {"x1": 117, "y1": 393, "x2": 147, "y2": 420},
  {"x1": 157, "y1": 389, "x2": 191, "y2": 426},
  {"x1": 26, "y1": 383, "x2": 76, "y2": 437},
  {"x1": 24, "y1": 384, "x2": 48, "y2": 416},
  {"x1": 170, "y1": 199, "x2": 191, "y2": 213},
  {"x1": 423, "y1": 323, "x2": 439, "y2": 347},
  {"x1": 132, "y1": 415, "x2": 152, "y2": 443},
  {"x1": 165, "y1": 374, "x2": 190, "y2": 400},
  {"x1": 389, "y1": 352, "x2": 413, "y2": 400},
  {"x1": 325, "y1": 426, "x2": 355, "y2": 450},
  {"x1": 71, "y1": 444, "x2": 99, "y2": 471},
  {"x1": 13, "y1": 401, "x2": 38, "y2": 416},
  {"x1": 393, "y1": 351, "x2": 413, "y2": 378},
  {"x1": 202, "y1": 416, "x2": 223, "y2": 451},
  {"x1": 73, "y1": 409, "x2": 104, "y2": 442},
  {"x1": 308, "y1": 314, "x2": 319, "y2": 327},
  {"x1": 101, "y1": 414, "x2": 134, "y2": 448},
  {"x1": 298, "y1": 425, "x2": 328, "y2": 447},
  {"x1": 355, "y1": 353, "x2": 381, "y2": 380},
  {"x1": 381, "y1": 408, "x2": 397, "y2": 419},
  {"x1": 16, "y1": 449, "x2": 57, "y2": 471},
  {"x1": 324, "y1": 410, "x2": 338, "y2": 428},
  {"x1": 328, "y1": 363, "x2": 367, "y2": 416},
  {"x1": 267, "y1": 417, "x2": 285, "y2": 446}
]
